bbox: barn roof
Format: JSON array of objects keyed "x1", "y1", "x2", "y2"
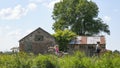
[{"x1": 19, "y1": 27, "x2": 54, "y2": 42}]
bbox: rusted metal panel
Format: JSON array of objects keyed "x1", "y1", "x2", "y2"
[
  {"x1": 87, "y1": 37, "x2": 100, "y2": 44},
  {"x1": 100, "y1": 36, "x2": 106, "y2": 44},
  {"x1": 69, "y1": 36, "x2": 106, "y2": 45},
  {"x1": 68, "y1": 36, "x2": 106, "y2": 56},
  {"x1": 81, "y1": 36, "x2": 87, "y2": 44}
]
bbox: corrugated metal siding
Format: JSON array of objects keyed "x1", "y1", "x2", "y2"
[
  {"x1": 68, "y1": 36, "x2": 106, "y2": 56},
  {"x1": 81, "y1": 36, "x2": 87, "y2": 44},
  {"x1": 69, "y1": 36, "x2": 105, "y2": 45},
  {"x1": 87, "y1": 37, "x2": 100, "y2": 44}
]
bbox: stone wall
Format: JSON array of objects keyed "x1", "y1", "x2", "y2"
[{"x1": 19, "y1": 28, "x2": 56, "y2": 54}]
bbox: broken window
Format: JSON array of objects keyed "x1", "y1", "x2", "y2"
[{"x1": 34, "y1": 35, "x2": 44, "y2": 41}]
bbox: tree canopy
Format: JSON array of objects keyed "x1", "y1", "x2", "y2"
[
  {"x1": 52, "y1": 30, "x2": 76, "y2": 51},
  {"x1": 52, "y1": 0, "x2": 110, "y2": 36}
]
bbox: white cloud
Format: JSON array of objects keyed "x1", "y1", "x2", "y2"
[
  {"x1": 0, "y1": 0, "x2": 61, "y2": 20},
  {"x1": 29, "y1": 0, "x2": 43, "y2": 3},
  {"x1": 27, "y1": 3, "x2": 37, "y2": 10},
  {"x1": 0, "y1": 5, "x2": 27, "y2": 20},
  {"x1": 103, "y1": 16, "x2": 111, "y2": 23},
  {"x1": 0, "y1": 3, "x2": 37, "y2": 20},
  {"x1": 46, "y1": 0, "x2": 60, "y2": 9},
  {"x1": 29, "y1": 0, "x2": 61, "y2": 10}
]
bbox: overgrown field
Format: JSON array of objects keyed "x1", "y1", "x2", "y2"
[{"x1": 0, "y1": 51, "x2": 120, "y2": 68}]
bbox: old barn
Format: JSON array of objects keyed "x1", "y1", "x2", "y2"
[{"x1": 19, "y1": 27, "x2": 56, "y2": 54}]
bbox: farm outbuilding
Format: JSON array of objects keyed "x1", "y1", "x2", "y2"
[
  {"x1": 68, "y1": 36, "x2": 106, "y2": 56},
  {"x1": 19, "y1": 27, "x2": 56, "y2": 54}
]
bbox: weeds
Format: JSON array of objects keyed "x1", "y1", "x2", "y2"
[{"x1": 0, "y1": 51, "x2": 120, "y2": 68}]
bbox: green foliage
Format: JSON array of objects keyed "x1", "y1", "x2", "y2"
[
  {"x1": 34, "y1": 54, "x2": 55, "y2": 68},
  {"x1": 52, "y1": 0, "x2": 110, "y2": 35},
  {"x1": 0, "y1": 51, "x2": 120, "y2": 68},
  {"x1": 52, "y1": 29, "x2": 76, "y2": 51}
]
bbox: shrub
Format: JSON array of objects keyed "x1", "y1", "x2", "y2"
[{"x1": 0, "y1": 51, "x2": 120, "y2": 68}]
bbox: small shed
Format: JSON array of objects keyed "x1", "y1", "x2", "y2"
[
  {"x1": 68, "y1": 36, "x2": 106, "y2": 56},
  {"x1": 19, "y1": 27, "x2": 56, "y2": 54}
]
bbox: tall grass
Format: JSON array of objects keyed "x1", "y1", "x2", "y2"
[{"x1": 0, "y1": 51, "x2": 120, "y2": 68}]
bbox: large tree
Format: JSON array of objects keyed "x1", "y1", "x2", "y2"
[{"x1": 52, "y1": 0, "x2": 110, "y2": 36}]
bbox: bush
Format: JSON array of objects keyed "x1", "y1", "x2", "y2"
[
  {"x1": 34, "y1": 54, "x2": 55, "y2": 68},
  {"x1": 0, "y1": 51, "x2": 120, "y2": 68}
]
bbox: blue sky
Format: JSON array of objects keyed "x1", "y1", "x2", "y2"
[{"x1": 0, "y1": 0, "x2": 119, "y2": 51}]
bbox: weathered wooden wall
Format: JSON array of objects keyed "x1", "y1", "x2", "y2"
[{"x1": 19, "y1": 28, "x2": 56, "y2": 54}]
